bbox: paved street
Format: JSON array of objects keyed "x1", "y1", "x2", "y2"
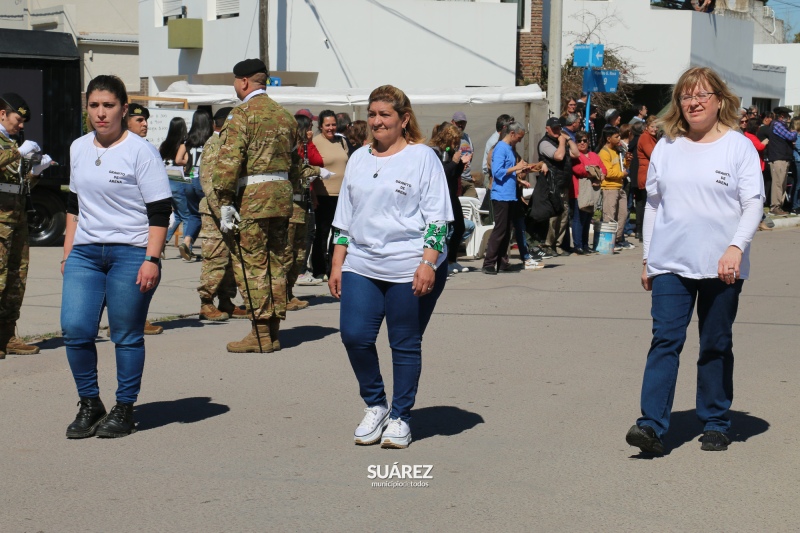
[{"x1": 3, "y1": 226, "x2": 800, "y2": 531}]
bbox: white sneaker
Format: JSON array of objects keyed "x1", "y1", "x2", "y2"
[
  {"x1": 447, "y1": 263, "x2": 459, "y2": 275},
  {"x1": 450, "y1": 261, "x2": 469, "y2": 273},
  {"x1": 524, "y1": 258, "x2": 544, "y2": 271},
  {"x1": 354, "y1": 403, "x2": 390, "y2": 445},
  {"x1": 296, "y1": 272, "x2": 323, "y2": 286},
  {"x1": 381, "y1": 418, "x2": 412, "y2": 449}
]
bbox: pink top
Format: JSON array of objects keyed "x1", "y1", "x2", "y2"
[{"x1": 571, "y1": 151, "x2": 607, "y2": 199}]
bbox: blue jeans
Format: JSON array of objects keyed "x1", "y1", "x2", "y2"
[
  {"x1": 166, "y1": 179, "x2": 189, "y2": 242},
  {"x1": 183, "y1": 178, "x2": 204, "y2": 242},
  {"x1": 339, "y1": 266, "x2": 447, "y2": 421},
  {"x1": 61, "y1": 244, "x2": 158, "y2": 404},
  {"x1": 624, "y1": 187, "x2": 636, "y2": 235},
  {"x1": 792, "y1": 160, "x2": 800, "y2": 210},
  {"x1": 570, "y1": 198, "x2": 593, "y2": 250},
  {"x1": 512, "y1": 214, "x2": 530, "y2": 261},
  {"x1": 637, "y1": 274, "x2": 743, "y2": 437}
]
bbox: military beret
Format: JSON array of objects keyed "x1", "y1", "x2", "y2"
[
  {"x1": 0, "y1": 92, "x2": 31, "y2": 122},
  {"x1": 127, "y1": 102, "x2": 150, "y2": 120},
  {"x1": 233, "y1": 58, "x2": 268, "y2": 78},
  {"x1": 773, "y1": 106, "x2": 792, "y2": 116},
  {"x1": 214, "y1": 107, "x2": 234, "y2": 122}
]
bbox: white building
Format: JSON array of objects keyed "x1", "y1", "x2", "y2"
[
  {"x1": 138, "y1": 0, "x2": 521, "y2": 94},
  {"x1": 0, "y1": 0, "x2": 140, "y2": 93},
  {"x1": 549, "y1": 0, "x2": 786, "y2": 110}
]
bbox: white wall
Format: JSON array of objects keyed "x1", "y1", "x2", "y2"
[
  {"x1": 140, "y1": 0, "x2": 518, "y2": 91},
  {"x1": 753, "y1": 44, "x2": 800, "y2": 106}
]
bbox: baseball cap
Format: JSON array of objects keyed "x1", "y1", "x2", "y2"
[
  {"x1": 295, "y1": 108, "x2": 318, "y2": 121},
  {"x1": 452, "y1": 111, "x2": 468, "y2": 122},
  {"x1": 546, "y1": 117, "x2": 561, "y2": 128}
]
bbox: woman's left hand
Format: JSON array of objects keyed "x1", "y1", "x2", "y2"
[
  {"x1": 137, "y1": 261, "x2": 160, "y2": 293},
  {"x1": 412, "y1": 264, "x2": 437, "y2": 298},
  {"x1": 717, "y1": 245, "x2": 743, "y2": 285}
]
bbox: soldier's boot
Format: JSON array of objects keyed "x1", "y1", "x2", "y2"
[
  {"x1": 226, "y1": 320, "x2": 273, "y2": 353},
  {"x1": 268, "y1": 317, "x2": 281, "y2": 352},
  {"x1": 286, "y1": 296, "x2": 309, "y2": 311},
  {"x1": 199, "y1": 300, "x2": 229, "y2": 321},
  {"x1": 144, "y1": 321, "x2": 163, "y2": 335},
  {"x1": 3, "y1": 322, "x2": 39, "y2": 354},
  {"x1": 218, "y1": 297, "x2": 249, "y2": 320}
]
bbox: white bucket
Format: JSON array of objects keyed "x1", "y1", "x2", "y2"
[{"x1": 593, "y1": 220, "x2": 618, "y2": 255}]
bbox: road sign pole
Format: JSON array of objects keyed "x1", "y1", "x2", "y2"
[{"x1": 585, "y1": 93, "x2": 591, "y2": 133}]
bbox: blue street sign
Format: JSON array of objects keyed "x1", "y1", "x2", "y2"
[
  {"x1": 582, "y1": 69, "x2": 619, "y2": 94},
  {"x1": 573, "y1": 44, "x2": 605, "y2": 68},
  {"x1": 268, "y1": 76, "x2": 282, "y2": 86}
]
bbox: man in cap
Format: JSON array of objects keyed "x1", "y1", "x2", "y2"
[
  {"x1": 538, "y1": 116, "x2": 579, "y2": 256},
  {"x1": 211, "y1": 58, "x2": 303, "y2": 353},
  {"x1": 766, "y1": 106, "x2": 797, "y2": 216},
  {"x1": 196, "y1": 107, "x2": 249, "y2": 321},
  {"x1": 452, "y1": 111, "x2": 476, "y2": 197},
  {"x1": 0, "y1": 92, "x2": 52, "y2": 357}
]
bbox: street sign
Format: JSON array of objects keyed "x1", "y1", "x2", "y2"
[
  {"x1": 573, "y1": 44, "x2": 605, "y2": 68},
  {"x1": 582, "y1": 69, "x2": 619, "y2": 93}
]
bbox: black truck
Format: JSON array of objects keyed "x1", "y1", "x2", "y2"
[{"x1": 0, "y1": 28, "x2": 82, "y2": 246}]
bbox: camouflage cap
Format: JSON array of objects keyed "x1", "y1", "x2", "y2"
[{"x1": 0, "y1": 92, "x2": 31, "y2": 122}]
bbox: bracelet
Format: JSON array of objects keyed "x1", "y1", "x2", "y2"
[
  {"x1": 60, "y1": 259, "x2": 67, "y2": 264},
  {"x1": 419, "y1": 259, "x2": 437, "y2": 272}
]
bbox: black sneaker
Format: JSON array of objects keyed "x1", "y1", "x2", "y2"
[
  {"x1": 481, "y1": 266, "x2": 497, "y2": 275},
  {"x1": 531, "y1": 247, "x2": 552, "y2": 260},
  {"x1": 66, "y1": 397, "x2": 107, "y2": 439},
  {"x1": 95, "y1": 402, "x2": 136, "y2": 438},
  {"x1": 625, "y1": 424, "x2": 665, "y2": 455},
  {"x1": 700, "y1": 430, "x2": 730, "y2": 451}
]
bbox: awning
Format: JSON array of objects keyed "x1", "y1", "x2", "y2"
[{"x1": 0, "y1": 28, "x2": 79, "y2": 60}]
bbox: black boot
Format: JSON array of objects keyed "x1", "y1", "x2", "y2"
[
  {"x1": 66, "y1": 397, "x2": 107, "y2": 439},
  {"x1": 95, "y1": 402, "x2": 136, "y2": 438}
]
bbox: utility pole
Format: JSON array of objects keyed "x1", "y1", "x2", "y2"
[
  {"x1": 259, "y1": 0, "x2": 269, "y2": 72},
  {"x1": 547, "y1": 0, "x2": 562, "y2": 117}
]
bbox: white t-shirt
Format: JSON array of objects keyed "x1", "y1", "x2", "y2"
[
  {"x1": 332, "y1": 143, "x2": 454, "y2": 283},
  {"x1": 645, "y1": 130, "x2": 764, "y2": 279},
  {"x1": 70, "y1": 132, "x2": 172, "y2": 247}
]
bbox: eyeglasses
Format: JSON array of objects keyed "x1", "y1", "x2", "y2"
[{"x1": 680, "y1": 92, "x2": 717, "y2": 104}]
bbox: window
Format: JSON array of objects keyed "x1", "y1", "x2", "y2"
[
  {"x1": 163, "y1": 0, "x2": 184, "y2": 25},
  {"x1": 217, "y1": 0, "x2": 240, "y2": 19},
  {"x1": 501, "y1": 0, "x2": 525, "y2": 30}
]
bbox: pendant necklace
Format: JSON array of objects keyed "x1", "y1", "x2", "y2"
[
  {"x1": 95, "y1": 131, "x2": 123, "y2": 166},
  {"x1": 369, "y1": 145, "x2": 396, "y2": 179}
]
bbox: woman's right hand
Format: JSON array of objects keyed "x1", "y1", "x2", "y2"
[
  {"x1": 328, "y1": 267, "x2": 342, "y2": 299},
  {"x1": 641, "y1": 262, "x2": 652, "y2": 291}
]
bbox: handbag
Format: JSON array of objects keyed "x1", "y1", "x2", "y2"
[
  {"x1": 529, "y1": 171, "x2": 564, "y2": 222},
  {"x1": 577, "y1": 165, "x2": 602, "y2": 212}
]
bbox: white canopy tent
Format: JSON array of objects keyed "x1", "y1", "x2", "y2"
[{"x1": 155, "y1": 81, "x2": 549, "y2": 168}]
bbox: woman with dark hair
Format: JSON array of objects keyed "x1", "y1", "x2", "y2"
[
  {"x1": 346, "y1": 120, "x2": 369, "y2": 156},
  {"x1": 625, "y1": 66, "x2": 763, "y2": 455},
  {"x1": 61, "y1": 74, "x2": 171, "y2": 439},
  {"x1": 329, "y1": 85, "x2": 452, "y2": 449},
  {"x1": 159, "y1": 117, "x2": 190, "y2": 258},
  {"x1": 310, "y1": 109, "x2": 349, "y2": 283},
  {"x1": 571, "y1": 131, "x2": 606, "y2": 254},
  {"x1": 180, "y1": 109, "x2": 214, "y2": 261}
]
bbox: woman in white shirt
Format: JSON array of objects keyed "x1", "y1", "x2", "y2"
[
  {"x1": 625, "y1": 67, "x2": 763, "y2": 455},
  {"x1": 328, "y1": 85, "x2": 453, "y2": 449},
  {"x1": 61, "y1": 75, "x2": 172, "y2": 439}
]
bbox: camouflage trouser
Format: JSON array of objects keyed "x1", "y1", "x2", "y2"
[
  {"x1": 0, "y1": 217, "x2": 29, "y2": 323},
  {"x1": 225, "y1": 217, "x2": 289, "y2": 320},
  {"x1": 284, "y1": 220, "x2": 308, "y2": 296},
  {"x1": 197, "y1": 213, "x2": 237, "y2": 302}
]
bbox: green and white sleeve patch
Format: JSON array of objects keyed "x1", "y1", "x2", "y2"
[
  {"x1": 423, "y1": 222, "x2": 448, "y2": 252},
  {"x1": 333, "y1": 228, "x2": 350, "y2": 246}
]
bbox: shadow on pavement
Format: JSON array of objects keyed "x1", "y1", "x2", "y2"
[
  {"x1": 629, "y1": 409, "x2": 770, "y2": 459},
  {"x1": 411, "y1": 405, "x2": 484, "y2": 441},
  {"x1": 306, "y1": 295, "x2": 338, "y2": 306},
  {"x1": 280, "y1": 325, "x2": 338, "y2": 349},
  {"x1": 135, "y1": 396, "x2": 230, "y2": 431}
]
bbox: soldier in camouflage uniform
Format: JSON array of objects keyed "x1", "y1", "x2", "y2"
[
  {"x1": 0, "y1": 93, "x2": 52, "y2": 358},
  {"x1": 197, "y1": 107, "x2": 248, "y2": 321},
  {"x1": 212, "y1": 59, "x2": 304, "y2": 353}
]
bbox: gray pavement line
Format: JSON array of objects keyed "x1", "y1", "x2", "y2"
[{"x1": 21, "y1": 312, "x2": 200, "y2": 342}]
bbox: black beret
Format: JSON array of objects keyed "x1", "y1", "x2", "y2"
[
  {"x1": 214, "y1": 107, "x2": 234, "y2": 122},
  {"x1": 0, "y1": 92, "x2": 31, "y2": 122},
  {"x1": 128, "y1": 103, "x2": 150, "y2": 120},
  {"x1": 233, "y1": 58, "x2": 268, "y2": 78},
  {"x1": 773, "y1": 106, "x2": 792, "y2": 116}
]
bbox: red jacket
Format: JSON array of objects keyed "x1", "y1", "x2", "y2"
[
  {"x1": 571, "y1": 151, "x2": 607, "y2": 199},
  {"x1": 636, "y1": 131, "x2": 658, "y2": 189},
  {"x1": 744, "y1": 132, "x2": 766, "y2": 171},
  {"x1": 297, "y1": 141, "x2": 324, "y2": 167}
]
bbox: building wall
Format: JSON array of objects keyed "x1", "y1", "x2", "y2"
[
  {"x1": 517, "y1": 0, "x2": 543, "y2": 85},
  {"x1": 753, "y1": 44, "x2": 800, "y2": 106},
  {"x1": 140, "y1": 0, "x2": 518, "y2": 92}
]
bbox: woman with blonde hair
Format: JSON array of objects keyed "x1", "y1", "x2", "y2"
[
  {"x1": 329, "y1": 85, "x2": 452, "y2": 449},
  {"x1": 625, "y1": 67, "x2": 763, "y2": 455}
]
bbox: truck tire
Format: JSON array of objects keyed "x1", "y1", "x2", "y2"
[{"x1": 28, "y1": 190, "x2": 67, "y2": 247}]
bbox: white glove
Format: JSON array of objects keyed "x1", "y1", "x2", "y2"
[
  {"x1": 31, "y1": 154, "x2": 53, "y2": 176},
  {"x1": 319, "y1": 168, "x2": 335, "y2": 180},
  {"x1": 18, "y1": 140, "x2": 41, "y2": 157},
  {"x1": 220, "y1": 205, "x2": 240, "y2": 233}
]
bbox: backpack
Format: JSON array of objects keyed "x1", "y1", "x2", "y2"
[{"x1": 528, "y1": 170, "x2": 564, "y2": 222}]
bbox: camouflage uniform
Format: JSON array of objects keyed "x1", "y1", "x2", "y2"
[
  {"x1": 0, "y1": 132, "x2": 32, "y2": 354},
  {"x1": 211, "y1": 93, "x2": 302, "y2": 332},
  {"x1": 197, "y1": 133, "x2": 237, "y2": 306},
  {"x1": 285, "y1": 162, "x2": 321, "y2": 301}
]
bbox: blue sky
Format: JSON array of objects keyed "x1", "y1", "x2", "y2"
[{"x1": 771, "y1": 1, "x2": 800, "y2": 40}]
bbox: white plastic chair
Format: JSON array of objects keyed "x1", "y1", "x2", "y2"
[{"x1": 459, "y1": 196, "x2": 493, "y2": 259}]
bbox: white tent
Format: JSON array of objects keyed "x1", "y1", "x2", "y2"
[{"x1": 155, "y1": 81, "x2": 549, "y2": 166}]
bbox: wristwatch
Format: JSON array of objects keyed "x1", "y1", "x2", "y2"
[
  {"x1": 419, "y1": 259, "x2": 437, "y2": 271},
  {"x1": 144, "y1": 255, "x2": 161, "y2": 265}
]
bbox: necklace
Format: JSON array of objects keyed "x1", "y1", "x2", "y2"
[
  {"x1": 94, "y1": 131, "x2": 124, "y2": 166},
  {"x1": 369, "y1": 145, "x2": 397, "y2": 178}
]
